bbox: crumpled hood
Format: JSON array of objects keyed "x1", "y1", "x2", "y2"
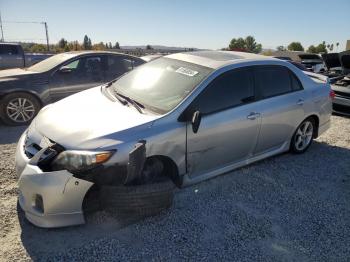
[
  {"x1": 0, "y1": 68, "x2": 37, "y2": 79},
  {"x1": 33, "y1": 86, "x2": 160, "y2": 149}
]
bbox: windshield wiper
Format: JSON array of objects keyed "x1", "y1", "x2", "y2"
[{"x1": 115, "y1": 91, "x2": 145, "y2": 114}]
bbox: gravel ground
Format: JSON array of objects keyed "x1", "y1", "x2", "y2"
[{"x1": 0, "y1": 115, "x2": 349, "y2": 261}]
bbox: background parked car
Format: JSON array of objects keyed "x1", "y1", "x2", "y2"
[
  {"x1": 0, "y1": 43, "x2": 52, "y2": 70},
  {"x1": 0, "y1": 51, "x2": 146, "y2": 125},
  {"x1": 272, "y1": 51, "x2": 326, "y2": 73}
]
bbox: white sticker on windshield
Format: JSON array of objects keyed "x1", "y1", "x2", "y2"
[{"x1": 175, "y1": 67, "x2": 198, "y2": 77}]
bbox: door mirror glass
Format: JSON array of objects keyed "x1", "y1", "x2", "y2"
[{"x1": 191, "y1": 111, "x2": 202, "y2": 133}]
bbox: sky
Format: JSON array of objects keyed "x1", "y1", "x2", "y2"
[{"x1": 1, "y1": 0, "x2": 349, "y2": 51}]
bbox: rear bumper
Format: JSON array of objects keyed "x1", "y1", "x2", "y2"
[
  {"x1": 332, "y1": 96, "x2": 350, "y2": 116},
  {"x1": 16, "y1": 132, "x2": 93, "y2": 228},
  {"x1": 333, "y1": 96, "x2": 350, "y2": 107}
]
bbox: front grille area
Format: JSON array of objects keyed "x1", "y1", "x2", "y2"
[
  {"x1": 23, "y1": 135, "x2": 65, "y2": 171},
  {"x1": 24, "y1": 142, "x2": 42, "y2": 159}
]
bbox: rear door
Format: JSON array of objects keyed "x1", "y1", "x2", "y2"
[
  {"x1": 185, "y1": 67, "x2": 261, "y2": 178},
  {"x1": 0, "y1": 45, "x2": 24, "y2": 69},
  {"x1": 253, "y1": 65, "x2": 306, "y2": 155},
  {"x1": 49, "y1": 55, "x2": 104, "y2": 101}
]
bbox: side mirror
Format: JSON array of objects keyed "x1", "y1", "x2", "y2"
[
  {"x1": 59, "y1": 66, "x2": 72, "y2": 74},
  {"x1": 191, "y1": 111, "x2": 202, "y2": 133}
]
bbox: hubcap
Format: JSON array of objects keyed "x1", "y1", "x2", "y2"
[
  {"x1": 295, "y1": 121, "x2": 313, "y2": 151},
  {"x1": 6, "y1": 98, "x2": 35, "y2": 123}
]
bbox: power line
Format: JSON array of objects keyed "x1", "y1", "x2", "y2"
[{"x1": 0, "y1": 19, "x2": 50, "y2": 51}]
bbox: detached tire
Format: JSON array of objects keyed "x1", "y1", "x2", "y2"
[
  {"x1": 0, "y1": 92, "x2": 41, "y2": 126},
  {"x1": 99, "y1": 178, "x2": 175, "y2": 216}
]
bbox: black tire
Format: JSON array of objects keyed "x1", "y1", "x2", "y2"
[
  {"x1": 290, "y1": 117, "x2": 316, "y2": 154},
  {"x1": 0, "y1": 92, "x2": 41, "y2": 126},
  {"x1": 99, "y1": 178, "x2": 175, "y2": 216}
]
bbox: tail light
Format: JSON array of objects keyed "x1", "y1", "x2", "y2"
[{"x1": 329, "y1": 90, "x2": 335, "y2": 100}]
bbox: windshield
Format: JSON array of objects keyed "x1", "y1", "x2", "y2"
[
  {"x1": 112, "y1": 57, "x2": 213, "y2": 114},
  {"x1": 27, "y1": 53, "x2": 77, "y2": 72}
]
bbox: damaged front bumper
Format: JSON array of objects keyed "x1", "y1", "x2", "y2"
[{"x1": 16, "y1": 132, "x2": 94, "y2": 228}]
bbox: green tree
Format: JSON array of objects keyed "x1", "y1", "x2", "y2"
[
  {"x1": 244, "y1": 36, "x2": 262, "y2": 53},
  {"x1": 307, "y1": 45, "x2": 317, "y2": 53},
  {"x1": 58, "y1": 38, "x2": 67, "y2": 49},
  {"x1": 287, "y1": 42, "x2": 304, "y2": 51},
  {"x1": 108, "y1": 42, "x2": 112, "y2": 49},
  {"x1": 29, "y1": 44, "x2": 47, "y2": 52},
  {"x1": 315, "y1": 42, "x2": 327, "y2": 53},
  {"x1": 228, "y1": 36, "x2": 262, "y2": 53},
  {"x1": 229, "y1": 37, "x2": 246, "y2": 50},
  {"x1": 146, "y1": 44, "x2": 153, "y2": 50},
  {"x1": 83, "y1": 35, "x2": 92, "y2": 50},
  {"x1": 276, "y1": 45, "x2": 286, "y2": 51},
  {"x1": 114, "y1": 42, "x2": 120, "y2": 49}
]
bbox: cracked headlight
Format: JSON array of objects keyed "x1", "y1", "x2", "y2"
[{"x1": 51, "y1": 150, "x2": 114, "y2": 172}]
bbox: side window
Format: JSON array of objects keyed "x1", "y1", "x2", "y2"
[
  {"x1": 105, "y1": 55, "x2": 143, "y2": 81},
  {"x1": 107, "y1": 55, "x2": 129, "y2": 73},
  {"x1": 255, "y1": 66, "x2": 292, "y2": 98},
  {"x1": 64, "y1": 59, "x2": 80, "y2": 69},
  {"x1": 290, "y1": 72, "x2": 303, "y2": 91},
  {"x1": 54, "y1": 56, "x2": 103, "y2": 82},
  {"x1": 0, "y1": 45, "x2": 19, "y2": 55},
  {"x1": 190, "y1": 68, "x2": 254, "y2": 115}
]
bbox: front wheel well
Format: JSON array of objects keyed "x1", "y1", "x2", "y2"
[
  {"x1": 146, "y1": 155, "x2": 181, "y2": 187},
  {"x1": 0, "y1": 91, "x2": 43, "y2": 107}
]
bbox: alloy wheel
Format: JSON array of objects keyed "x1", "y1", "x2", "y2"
[
  {"x1": 6, "y1": 97, "x2": 36, "y2": 123},
  {"x1": 294, "y1": 121, "x2": 313, "y2": 151}
]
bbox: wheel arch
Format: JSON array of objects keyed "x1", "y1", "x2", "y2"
[
  {"x1": 0, "y1": 90, "x2": 43, "y2": 107},
  {"x1": 146, "y1": 154, "x2": 182, "y2": 187},
  {"x1": 302, "y1": 114, "x2": 320, "y2": 138}
]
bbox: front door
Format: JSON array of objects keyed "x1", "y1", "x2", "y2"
[
  {"x1": 185, "y1": 67, "x2": 261, "y2": 178},
  {"x1": 49, "y1": 55, "x2": 104, "y2": 102}
]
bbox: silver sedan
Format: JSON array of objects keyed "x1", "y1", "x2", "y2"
[{"x1": 15, "y1": 51, "x2": 332, "y2": 227}]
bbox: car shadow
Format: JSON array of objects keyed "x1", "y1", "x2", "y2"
[
  {"x1": 17, "y1": 201, "x2": 163, "y2": 260},
  {"x1": 17, "y1": 140, "x2": 350, "y2": 260},
  {"x1": 0, "y1": 124, "x2": 27, "y2": 144}
]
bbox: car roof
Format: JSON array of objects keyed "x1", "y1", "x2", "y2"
[
  {"x1": 61, "y1": 50, "x2": 142, "y2": 60},
  {"x1": 166, "y1": 51, "x2": 277, "y2": 69}
]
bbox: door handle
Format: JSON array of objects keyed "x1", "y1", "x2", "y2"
[
  {"x1": 297, "y1": 99, "x2": 304, "y2": 106},
  {"x1": 247, "y1": 112, "x2": 260, "y2": 120}
]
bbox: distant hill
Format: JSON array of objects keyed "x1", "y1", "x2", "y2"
[{"x1": 120, "y1": 45, "x2": 199, "y2": 51}]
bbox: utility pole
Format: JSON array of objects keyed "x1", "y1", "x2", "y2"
[
  {"x1": 42, "y1": 22, "x2": 49, "y2": 51},
  {"x1": 0, "y1": 10, "x2": 4, "y2": 42}
]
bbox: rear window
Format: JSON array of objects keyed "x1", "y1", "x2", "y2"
[{"x1": 0, "y1": 45, "x2": 19, "y2": 55}]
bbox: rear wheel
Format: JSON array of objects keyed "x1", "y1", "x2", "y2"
[
  {"x1": 0, "y1": 93, "x2": 41, "y2": 126},
  {"x1": 290, "y1": 118, "x2": 315, "y2": 154}
]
